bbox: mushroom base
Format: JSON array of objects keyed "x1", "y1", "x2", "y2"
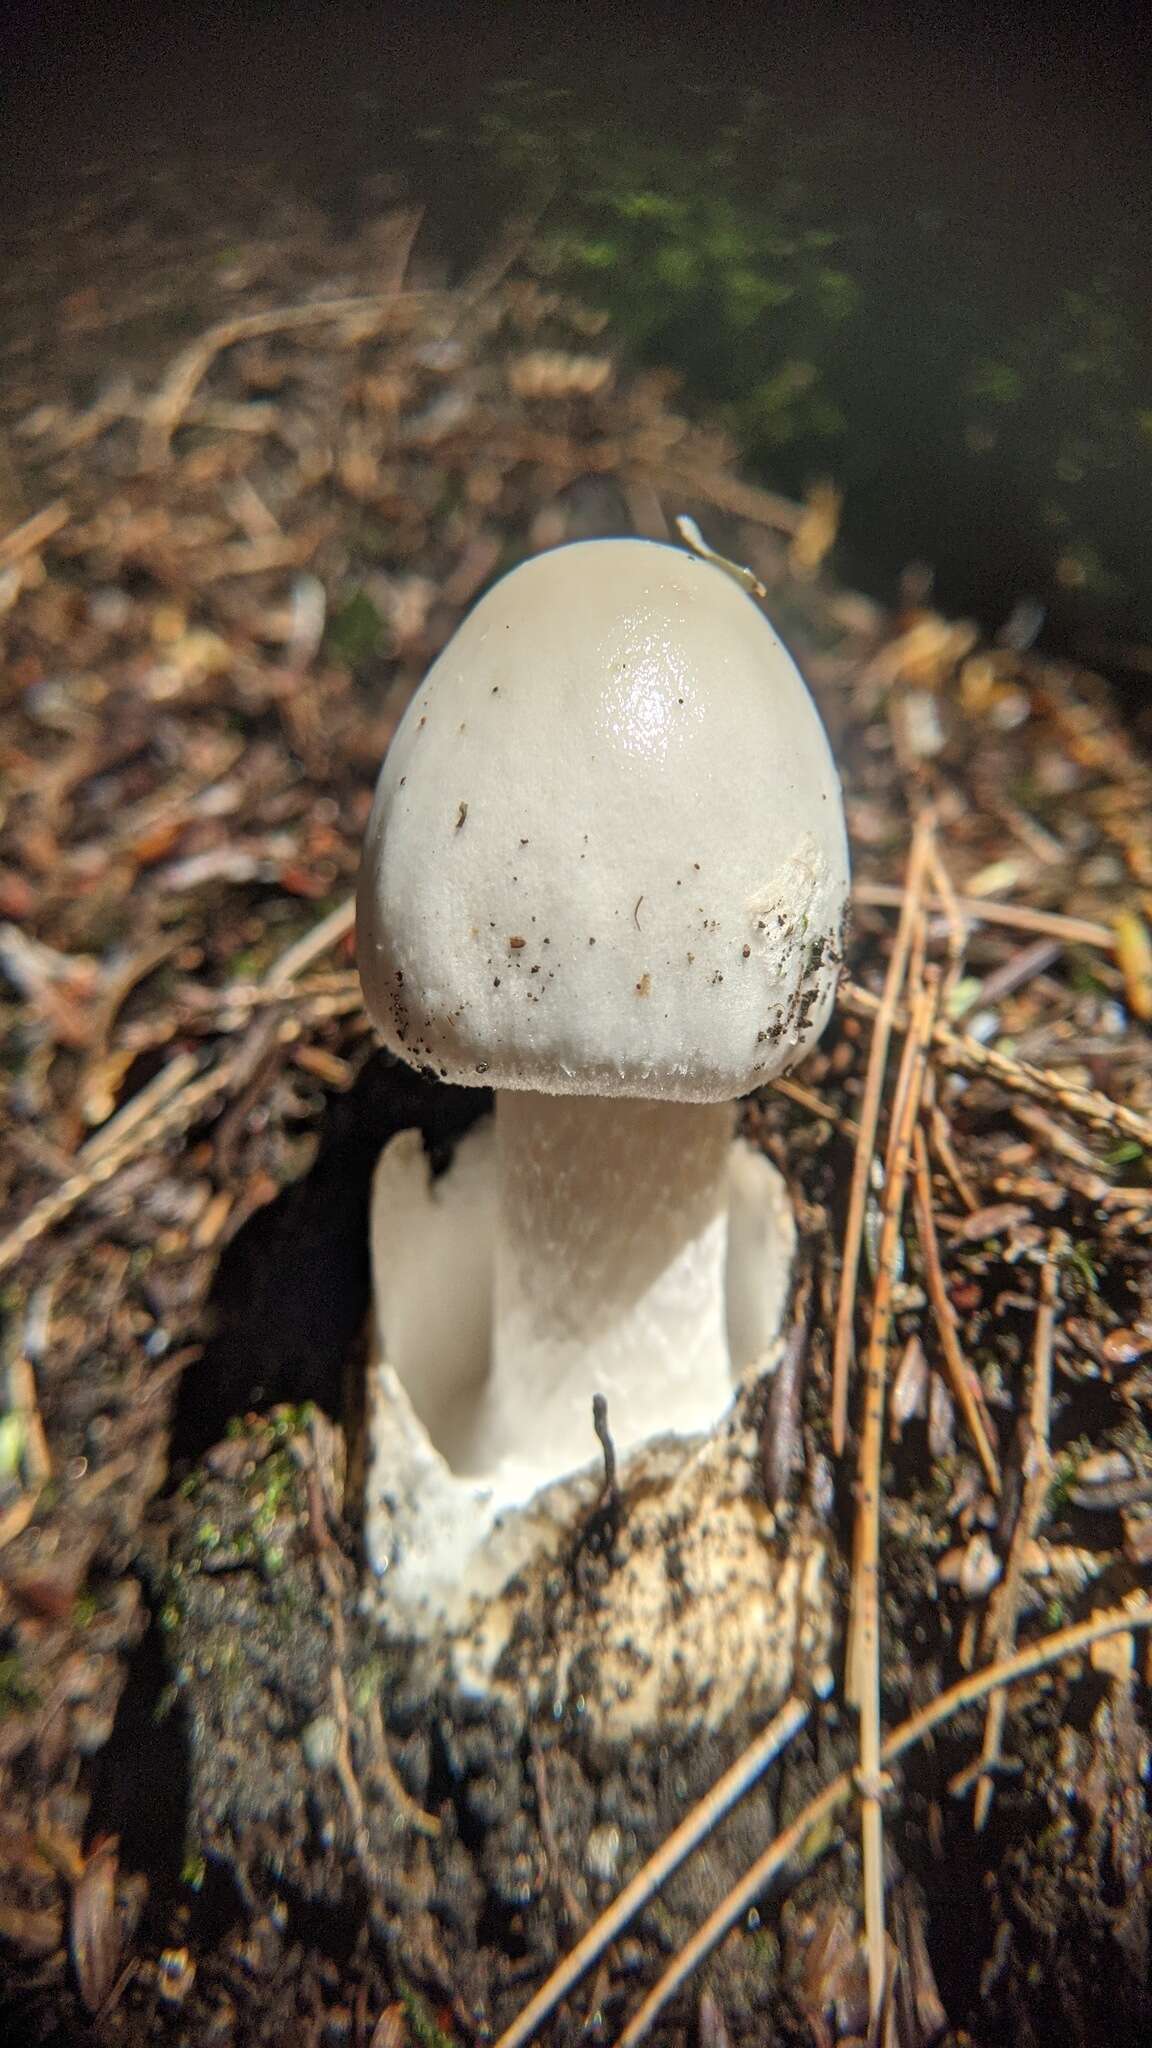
[{"x1": 363, "y1": 1115, "x2": 815, "y2": 1734}]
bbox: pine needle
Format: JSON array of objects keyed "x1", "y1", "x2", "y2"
[
  {"x1": 841, "y1": 981, "x2": 1152, "y2": 1152},
  {"x1": 911, "y1": 1124, "x2": 1001, "y2": 1493},
  {"x1": 972, "y1": 1247, "x2": 1058, "y2": 1828},
  {"x1": 847, "y1": 967, "x2": 940, "y2": 2021},
  {"x1": 831, "y1": 814, "x2": 936, "y2": 1454},
  {"x1": 852, "y1": 881, "x2": 1114, "y2": 953},
  {"x1": 0, "y1": 899, "x2": 357, "y2": 1273}
]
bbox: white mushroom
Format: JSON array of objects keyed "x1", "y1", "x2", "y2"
[{"x1": 358, "y1": 537, "x2": 849, "y2": 1528}]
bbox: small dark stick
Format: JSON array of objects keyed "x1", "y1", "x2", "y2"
[
  {"x1": 762, "y1": 1283, "x2": 811, "y2": 1510},
  {"x1": 592, "y1": 1392, "x2": 618, "y2": 1504}
]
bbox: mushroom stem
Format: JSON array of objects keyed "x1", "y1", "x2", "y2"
[{"x1": 461, "y1": 1092, "x2": 736, "y2": 1496}]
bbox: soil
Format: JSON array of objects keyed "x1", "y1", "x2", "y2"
[{"x1": 1, "y1": 167, "x2": 1151, "y2": 2046}]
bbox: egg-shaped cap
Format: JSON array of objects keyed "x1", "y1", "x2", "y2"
[{"x1": 357, "y1": 538, "x2": 849, "y2": 1102}]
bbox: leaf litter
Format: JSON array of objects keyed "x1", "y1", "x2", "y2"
[{"x1": 1, "y1": 162, "x2": 1152, "y2": 2046}]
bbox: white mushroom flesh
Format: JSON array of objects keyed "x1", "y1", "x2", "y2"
[{"x1": 357, "y1": 537, "x2": 848, "y2": 1534}]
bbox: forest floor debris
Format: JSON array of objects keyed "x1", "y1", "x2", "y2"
[{"x1": 2, "y1": 171, "x2": 1152, "y2": 2045}]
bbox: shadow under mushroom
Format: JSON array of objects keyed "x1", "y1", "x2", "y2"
[{"x1": 167, "y1": 1053, "x2": 489, "y2": 1469}]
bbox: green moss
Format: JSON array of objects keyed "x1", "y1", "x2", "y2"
[
  {"x1": 401, "y1": 1987, "x2": 459, "y2": 2048},
  {"x1": 325, "y1": 590, "x2": 386, "y2": 669},
  {"x1": 1060, "y1": 1241, "x2": 1102, "y2": 1297},
  {"x1": 0, "y1": 1653, "x2": 40, "y2": 1716},
  {"x1": 227, "y1": 947, "x2": 267, "y2": 981},
  {"x1": 1046, "y1": 1436, "x2": 1095, "y2": 1515},
  {"x1": 350, "y1": 1654, "x2": 391, "y2": 1716}
]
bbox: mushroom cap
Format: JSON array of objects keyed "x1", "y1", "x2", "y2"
[{"x1": 358, "y1": 538, "x2": 849, "y2": 1102}]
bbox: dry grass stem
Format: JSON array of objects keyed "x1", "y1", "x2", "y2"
[
  {"x1": 0, "y1": 899, "x2": 358, "y2": 1273},
  {"x1": 852, "y1": 881, "x2": 1114, "y2": 953},
  {"x1": 0, "y1": 498, "x2": 71, "y2": 568},
  {"x1": 848, "y1": 968, "x2": 939, "y2": 2021},
  {"x1": 771, "y1": 1075, "x2": 860, "y2": 1138},
  {"x1": 616, "y1": 1597, "x2": 1152, "y2": 2048},
  {"x1": 911, "y1": 1124, "x2": 1001, "y2": 1492},
  {"x1": 0, "y1": 1051, "x2": 246, "y2": 1277},
  {"x1": 842, "y1": 981, "x2": 1152, "y2": 1151},
  {"x1": 634, "y1": 461, "x2": 803, "y2": 536},
  {"x1": 261, "y1": 895, "x2": 356, "y2": 986},
  {"x1": 928, "y1": 1102, "x2": 980, "y2": 1213},
  {"x1": 1029, "y1": 1250, "x2": 1057, "y2": 1447},
  {"x1": 923, "y1": 840, "x2": 969, "y2": 1007},
  {"x1": 972, "y1": 1248, "x2": 1058, "y2": 1828},
  {"x1": 77, "y1": 1052, "x2": 201, "y2": 1169},
  {"x1": 831, "y1": 814, "x2": 936, "y2": 1453},
  {"x1": 188, "y1": 971, "x2": 362, "y2": 1019},
  {"x1": 490, "y1": 1697, "x2": 810, "y2": 2048}
]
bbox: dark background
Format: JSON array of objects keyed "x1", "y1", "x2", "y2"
[{"x1": 4, "y1": 0, "x2": 1150, "y2": 713}]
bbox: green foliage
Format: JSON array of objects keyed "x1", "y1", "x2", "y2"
[
  {"x1": 1059, "y1": 1240, "x2": 1102, "y2": 1296},
  {"x1": 0, "y1": 1411, "x2": 24, "y2": 1481},
  {"x1": 434, "y1": 76, "x2": 1152, "y2": 631},
  {"x1": 1104, "y1": 1139, "x2": 1145, "y2": 1171},
  {"x1": 401, "y1": 1987, "x2": 459, "y2": 2048},
  {"x1": 325, "y1": 589, "x2": 385, "y2": 670},
  {"x1": 1046, "y1": 1434, "x2": 1096, "y2": 1517},
  {"x1": 0, "y1": 1652, "x2": 39, "y2": 1715},
  {"x1": 469, "y1": 85, "x2": 867, "y2": 460},
  {"x1": 968, "y1": 358, "x2": 1024, "y2": 407},
  {"x1": 959, "y1": 276, "x2": 1152, "y2": 610}
]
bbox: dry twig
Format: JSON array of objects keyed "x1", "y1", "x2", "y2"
[
  {"x1": 138, "y1": 293, "x2": 439, "y2": 468},
  {"x1": 634, "y1": 461, "x2": 802, "y2": 537}
]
